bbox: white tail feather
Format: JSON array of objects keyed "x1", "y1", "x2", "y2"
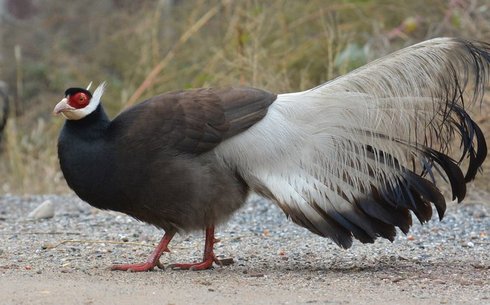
[{"x1": 214, "y1": 37, "x2": 490, "y2": 247}]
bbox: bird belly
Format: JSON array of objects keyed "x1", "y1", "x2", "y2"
[{"x1": 113, "y1": 154, "x2": 249, "y2": 233}]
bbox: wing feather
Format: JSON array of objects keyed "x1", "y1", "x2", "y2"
[{"x1": 111, "y1": 87, "x2": 276, "y2": 155}]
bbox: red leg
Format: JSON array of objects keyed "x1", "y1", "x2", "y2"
[
  {"x1": 111, "y1": 231, "x2": 175, "y2": 272},
  {"x1": 171, "y1": 226, "x2": 221, "y2": 271}
]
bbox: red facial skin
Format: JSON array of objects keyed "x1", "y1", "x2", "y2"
[{"x1": 67, "y1": 92, "x2": 90, "y2": 109}]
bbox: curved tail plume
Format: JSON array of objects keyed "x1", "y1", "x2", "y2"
[{"x1": 215, "y1": 38, "x2": 490, "y2": 248}]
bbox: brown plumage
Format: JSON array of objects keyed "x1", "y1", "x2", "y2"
[
  {"x1": 58, "y1": 87, "x2": 276, "y2": 230},
  {"x1": 108, "y1": 88, "x2": 277, "y2": 232}
]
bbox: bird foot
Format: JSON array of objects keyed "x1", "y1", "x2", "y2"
[
  {"x1": 170, "y1": 254, "x2": 221, "y2": 271},
  {"x1": 111, "y1": 260, "x2": 165, "y2": 272}
]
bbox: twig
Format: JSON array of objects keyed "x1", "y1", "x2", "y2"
[
  {"x1": 20, "y1": 231, "x2": 81, "y2": 235},
  {"x1": 48, "y1": 239, "x2": 155, "y2": 249},
  {"x1": 14, "y1": 45, "x2": 23, "y2": 116},
  {"x1": 124, "y1": 4, "x2": 223, "y2": 108}
]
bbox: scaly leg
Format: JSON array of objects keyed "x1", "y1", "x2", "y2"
[
  {"x1": 111, "y1": 231, "x2": 175, "y2": 272},
  {"x1": 171, "y1": 226, "x2": 221, "y2": 271}
]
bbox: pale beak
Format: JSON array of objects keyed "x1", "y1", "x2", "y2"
[{"x1": 53, "y1": 98, "x2": 74, "y2": 115}]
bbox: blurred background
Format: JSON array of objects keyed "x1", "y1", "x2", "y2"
[{"x1": 0, "y1": 0, "x2": 489, "y2": 194}]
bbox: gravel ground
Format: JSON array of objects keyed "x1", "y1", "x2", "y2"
[{"x1": 0, "y1": 192, "x2": 489, "y2": 305}]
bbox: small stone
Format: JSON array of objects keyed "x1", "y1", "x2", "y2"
[
  {"x1": 27, "y1": 200, "x2": 55, "y2": 219},
  {"x1": 41, "y1": 243, "x2": 55, "y2": 250},
  {"x1": 472, "y1": 211, "x2": 486, "y2": 219},
  {"x1": 219, "y1": 258, "x2": 234, "y2": 266},
  {"x1": 248, "y1": 272, "x2": 265, "y2": 278},
  {"x1": 392, "y1": 277, "x2": 405, "y2": 283}
]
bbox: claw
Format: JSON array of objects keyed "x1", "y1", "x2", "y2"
[
  {"x1": 170, "y1": 226, "x2": 221, "y2": 271},
  {"x1": 170, "y1": 257, "x2": 215, "y2": 271},
  {"x1": 111, "y1": 262, "x2": 156, "y2": 272},
  {"x1": 111, "y1": 231, "x2": 174, "y2": 273}
]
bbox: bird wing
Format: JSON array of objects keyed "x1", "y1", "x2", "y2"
[
  {"x1": 111, "y1": 87, "x2": 276, "y2": 155},
  {"x1": 214, "y1": 38, "x2": 490, "y2": 248}
]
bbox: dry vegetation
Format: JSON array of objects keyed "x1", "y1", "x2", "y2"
[{"x1": 0, "y1": 0, "x2": 489, "y2": 194}]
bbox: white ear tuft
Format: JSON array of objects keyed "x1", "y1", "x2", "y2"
[{"x1": 91, "y1": 82, "x2": 106, "y2": 106}]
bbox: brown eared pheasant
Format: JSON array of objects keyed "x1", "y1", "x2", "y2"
[{"x1": 54, "y1": 38, "x2": 490, "y2": 272}]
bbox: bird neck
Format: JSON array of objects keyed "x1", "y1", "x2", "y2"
[
  {"x1": 58, "y1": 103, "x2": 116, "y2": 208},
  {"x1": 64, "y1": 104, "x2": 110, "y2": 137}
]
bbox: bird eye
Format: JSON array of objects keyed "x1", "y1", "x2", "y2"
[{"x1": 68, "y1": 92, "x2": 90, "y2": 109}]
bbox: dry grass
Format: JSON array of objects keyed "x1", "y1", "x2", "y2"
[{"x1": 0, "y1": 0, "x2": 489, "y2": 194}]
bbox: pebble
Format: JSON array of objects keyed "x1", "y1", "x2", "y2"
[
  {"x1": 27, "y1": 200, "x2": 55, "y2": 219},
  {"x1": 41, "y1": 243, "x2": 55, "y2": 250},
  {"x1": 219, "y1": 258, "x2": 235, "y2": 266}
]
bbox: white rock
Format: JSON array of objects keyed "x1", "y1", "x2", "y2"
[{"x1": 27, "y1": 200, "x2": 55, "y2": 219}]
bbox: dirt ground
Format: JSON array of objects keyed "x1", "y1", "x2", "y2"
[
  {"x1": 0, "y1": 195, "x2": 488, "y2": 305},
  {"x1": 0, "y1": 264, "x2": 487, "y2": 305}
]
